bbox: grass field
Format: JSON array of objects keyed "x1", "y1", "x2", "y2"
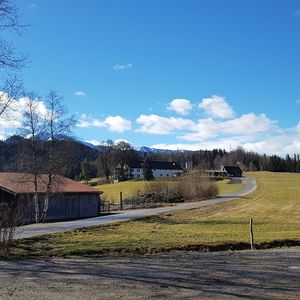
[
  {"x1": 11, "y1": 172, "x2": 300, "y2": 257},
  {"x1": 94, "y1": 178, "x2": 245, "y2": 203}
]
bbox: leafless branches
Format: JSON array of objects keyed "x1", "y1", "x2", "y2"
[
  {"x1": 0, "y1": 194, "x2": 24, "y2": 254},
  {"x1": 20, "y1": 91, "x2": 75, "y2": 222},
  {"x1": 0, "y1": 74, "x2": 22, "y2": 117},
  {"x1": 0, "y1": 0, "x2": 27, "y2": 71}
]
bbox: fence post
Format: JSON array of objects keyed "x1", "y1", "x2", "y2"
[
  {"x1": 120, "y1": 191, "x2": 123, "y2": 211},
  {"x1": 249, "y1": 218, "x2": 254, "y2": 250}
]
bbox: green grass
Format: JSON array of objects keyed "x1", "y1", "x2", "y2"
[
  {"x1": 93, "y1": 180, "x2": 146, "y2": 202},
  {"x1": 94, "y1": 178, "x2": 245, "y2": 203},
  {"x1": 10, "y1": 172, "x2": 300, "y2": 258}
]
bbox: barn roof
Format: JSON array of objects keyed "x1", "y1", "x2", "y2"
[
  {"x1": 0, "y1": 173, "x2": 99, "y2": 195},
  {"x1": 223, "y1": 166, "x2": 243, "y2": 174}
]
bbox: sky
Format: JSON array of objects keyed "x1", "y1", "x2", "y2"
[{"x1": 1, "y1": 0, "x2": 300, "y2": 155}]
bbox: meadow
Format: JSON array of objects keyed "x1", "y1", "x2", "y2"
[{"x1": 11, "y1": 172, "x2": 300, "y2": 257}]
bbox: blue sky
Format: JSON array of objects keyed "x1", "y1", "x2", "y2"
[{"x1": 2, "y1": 0, "x2": 300, "y2": 155}]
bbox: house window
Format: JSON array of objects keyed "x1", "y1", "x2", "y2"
[
  {"x1": 167, "y1": 174, "x2": 169, "y2": 176},
  {"x1": 136, "y1": 169, "x2": 140, "y2": 172},
  {"x1": 160, "y1": 174, "x2": 163, "y2": 176},
  {"x1": 137, "y1": 174, "x2": 140, "y2": 177}
]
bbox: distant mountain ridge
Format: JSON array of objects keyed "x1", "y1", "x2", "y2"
[{"x1": 3, "y1": 135, "x2": 183, "y2": 154}]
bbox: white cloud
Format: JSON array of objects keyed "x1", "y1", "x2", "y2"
[
  {"x1": 152, "y1": 126, "x2": 300, "y2": 156},
  {"x1": 0, "y1": 93, "x2": 48, "y2": 138},
  {"x1": 104, "y1": 116, "x2": 132, "y2": 132},
  {"x1": 136, "y1": 114, "x2": 196, "y2": 134},
  {"x1": 136, "y1": 109, "x2": 299, "y2": 155},
  {"x1": 74, "y1": 91, "x2": 86, "y2": 96},
  {"x1": 167, "y1": 99, "x2": 192, "y2": 115},
  {"x1": 199, "y1": 95, "x2": 235, "y2": 119},
  {"x1": 77, "y1": 115, "x2": 131, "y2": 133},
  {"x1": 113, "y1": 64, "x2": 133, "y2": 70}
]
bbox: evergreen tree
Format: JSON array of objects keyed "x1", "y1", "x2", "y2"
[
  {"x1": 142, "y1": 157, "x2": 154, "y2": 181},
  {"x1": 80, "y1": 159, "x2": 90, "y2": 183}
]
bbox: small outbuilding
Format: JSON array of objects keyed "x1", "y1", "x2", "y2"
[
  {"x1": 221, "y1": 165, "x2": 243, "y2": 177},
  {"x1": 0, "y1": 172, "x2": 100, "y2": 224}
]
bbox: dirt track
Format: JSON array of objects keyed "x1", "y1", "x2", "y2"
[{"x1": 0, "y1": 248, "x2": 299, "y2": 299}]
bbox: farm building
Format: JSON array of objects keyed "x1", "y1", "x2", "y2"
[
  {"x1": 114, "y1": 160, "x2": 184, "y2": 180},
  {"x1": 206, "y1": 165, "x2": 243, "y2": 178},
  {"x1": 221, "y1": 165, "x2": 243, "y2": 177},
  {"x1": 0, "y1": 172, "x2": 100, "y2": 224}
]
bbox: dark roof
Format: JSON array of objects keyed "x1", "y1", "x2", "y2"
[
  {"x1": 223, "y1": 166, "x2": 243, "y2": 174},
  {"x1": 126, "y1": 161, "x2": 143, "y2": 169},
  {"x1": 148, "y1": 161, "x2": 183, "y2": 170},
  {"x1": 126, "y1": 160, "x2": 183, "y2": 170},
  {"x1": 0, "y1": 173, "x2": 99, "y2": 195}
]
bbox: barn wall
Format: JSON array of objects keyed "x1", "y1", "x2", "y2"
[
  {"x1": 46, "y1": 193, "x2": 100, "y2": 221},
  {"x1": 19, "y1": 193, "x2": 100, "y2": 224}
]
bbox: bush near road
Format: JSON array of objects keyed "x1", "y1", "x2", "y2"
[{"x1": 94, "y1": 178, "x2": 245, "y2": 203}]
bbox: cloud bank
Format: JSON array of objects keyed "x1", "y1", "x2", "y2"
[{"x1": 77, "y1": 115, "x2": 131, "y2": 133}]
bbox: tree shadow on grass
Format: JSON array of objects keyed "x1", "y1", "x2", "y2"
[{"x1": 138, "y1": 214, "x2": 250, "y2": 226}]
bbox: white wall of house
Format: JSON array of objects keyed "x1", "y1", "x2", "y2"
[
  {"x1": 130, "y1": 168, "x2": 144, "y2": 179},
  {"x1": 130, "y1": 168, "x2": 183, "y2": 179}
]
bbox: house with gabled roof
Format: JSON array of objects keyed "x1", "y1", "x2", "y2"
[
  {"x1": 114, "y1": 160, "x2": 184, "y2": 180},
  {"x1": 0, "y1": 172, "x2": 101, "y2": 224}
]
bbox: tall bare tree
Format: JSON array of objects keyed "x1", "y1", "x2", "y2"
[
  {"x1": 39, "y1": 90, "x2": 75, "y2": 221},
  {"x1": 20, "y1": 91, "x2": 43, "y2": 223},
  {"x1": 97, "y1": 146, "x2": 115, "y2": 179}
]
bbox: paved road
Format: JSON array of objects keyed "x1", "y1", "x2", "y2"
[
  {"x1": 15, "y1": 177, "x2": 256, "y2": 239},
  {"x1": 0, "y1": 248, "x2": 299, "y2": 299}
]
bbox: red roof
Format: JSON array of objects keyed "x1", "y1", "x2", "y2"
[{"x1": 0, "y1": 173, "x2": 99, "y2": 194}]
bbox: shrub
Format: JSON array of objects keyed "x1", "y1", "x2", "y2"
[{"x1": 126, "y1": 174, "x2": 218, "y2": 205}]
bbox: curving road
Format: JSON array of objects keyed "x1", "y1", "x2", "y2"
[{"x1": 15, "y1": 177, "x2": 256, "y2": 239}]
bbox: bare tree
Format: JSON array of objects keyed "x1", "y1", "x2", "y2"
[
  {"x1": 97, "y1": 146, "x2": 115, "y2": 179},
  {"x1": 39, "y1": 90, "x2": 75, "y2": 221},
  {"x1": 20, "y1": 91, "x2": 44, "y2": 223},
  {"x1": 20, "y1": 91, "x2": 75, "y2": 223}
]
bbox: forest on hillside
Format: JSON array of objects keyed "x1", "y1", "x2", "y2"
[{"x1": 1, "y1": 136, "x2": 300, "y2": 180}]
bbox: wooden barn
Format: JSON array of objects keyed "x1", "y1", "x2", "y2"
[
  {"x1": 221, "y1": 165, "x2": 243, "y2": 177},
  {"x1": 0, "y1": 172, "x2": 100, "y2": 224}
]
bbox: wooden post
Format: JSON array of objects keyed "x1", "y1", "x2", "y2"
[
  {"x1": 120, "y1": 191, "x2": 123, "y2": 211},
  {"x1": 249, "y1": 218, "x2": 254, "y2": 250}
]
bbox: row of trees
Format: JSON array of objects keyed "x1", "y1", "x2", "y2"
[{"x1": 83, "y1": 144, "x2": 300, "y2": 182}]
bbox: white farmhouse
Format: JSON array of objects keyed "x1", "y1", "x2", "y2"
[{"x1": 114, "y1": 161, "x2": 184, "y2": 180}]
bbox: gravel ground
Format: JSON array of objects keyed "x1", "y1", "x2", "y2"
[{"x1": 0, "y1": 248, "x2": 299, "y2": 299}]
